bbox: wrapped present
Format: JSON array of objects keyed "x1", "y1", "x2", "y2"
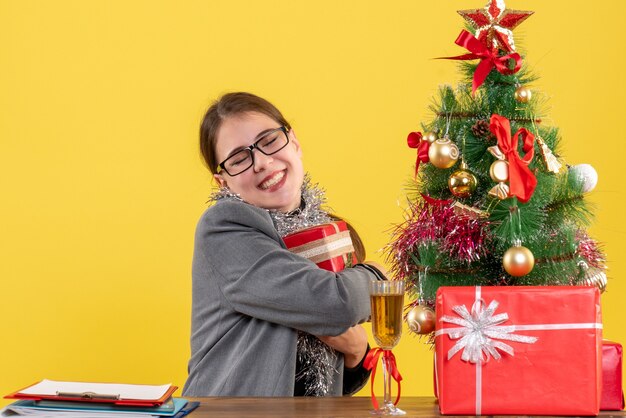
[
  {"x1": 601, "y1": 340, "x2": 625, "y2": 410},
  {"x1": 435, "y1": 286, "x2": 602, "y2": 416},
  {"x1": 283, "y1": 221, "x2": 356, "y2": 272}
]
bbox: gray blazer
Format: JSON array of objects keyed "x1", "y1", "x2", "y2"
[{"x1": 182, "y1": 199, "x2": 376, "y2": 396}]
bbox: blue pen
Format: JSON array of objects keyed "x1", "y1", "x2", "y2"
[{"x1": 171, "y1": 401, "x2": 200, "y2": 418}]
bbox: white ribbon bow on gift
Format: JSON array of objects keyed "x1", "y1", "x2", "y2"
[{"x1": 440, "y1": 299, "x2": 538, "y2": 363}]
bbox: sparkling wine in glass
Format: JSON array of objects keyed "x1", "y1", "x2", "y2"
[{"x1": 369, "y1": 280, "x2": 405, "y2": 415}]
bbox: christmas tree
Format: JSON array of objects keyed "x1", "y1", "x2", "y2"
[{"x1": 388, "y1": 0, "x2": 607, "y2": 335}]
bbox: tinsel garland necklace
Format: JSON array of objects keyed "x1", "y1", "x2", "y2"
[{"x1": 210, "y1": 174, "x2": 338, "y2": 396}]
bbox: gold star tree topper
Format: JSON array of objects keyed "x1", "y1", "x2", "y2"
[{"x1": 458, "y1": 0, "x2": 533, "y2": 52}]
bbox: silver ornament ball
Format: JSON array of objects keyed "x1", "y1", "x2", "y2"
[{"x1": 569, "y1": 164, "x2": 598, "y2": 193}]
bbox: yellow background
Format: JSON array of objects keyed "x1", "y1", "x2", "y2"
[{"x1": 1, "y1": 0, "x2": 625, "y2": 403}]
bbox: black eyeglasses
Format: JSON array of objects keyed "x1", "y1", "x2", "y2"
[{"x1": 217, "y1": 126, "x2": 290, "y2": 176}]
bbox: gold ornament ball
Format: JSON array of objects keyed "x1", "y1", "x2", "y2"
[
  {"x1": 407, "y1": 305, "x2": 436, "y2": 335},
  {"x1": 428, "y1": 138, "x2": 459, "y2": 169},
  {"x1": 503, "y1": 245, "x2": 535, "y2": 277},
  {"x1": 448, "y1": 168, "x2": 478, "y2": 198},
  {"x1": 423, "y1": 132, "x2": 438, "y2": 143},
  {"x1": 514, "y1": 86, "x2": 532, "y2": 103},
  {"x1": 489, "y1": 160, "x2": 509, "y2": 183}
]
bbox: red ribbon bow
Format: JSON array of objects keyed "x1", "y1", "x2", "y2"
[
  {"x1": 407, "y1": 131, "x2": 430, "y2": 177},
  {"x1": 441, "y1": 30, "x2": 522, "y2": 94},
  {"x1": 489, "y1": 114, "x2": 537, "y2": 203},
  {"x1": 363, "y1": 347, "x2": 403, "y2": 409}
]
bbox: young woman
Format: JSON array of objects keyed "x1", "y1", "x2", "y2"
[{"x1": 182, "y1": 92, "x2": 385, "y2": 397}]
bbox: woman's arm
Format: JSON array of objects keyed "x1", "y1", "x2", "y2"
[
  {"x1": 317, "y1": 325, "x2": 368, "y2": 368},
  {"x1": 318, "y1": 325, "x2": 371, "y2": 395},
  {"x1": 197, "y1": 200, "x2": 377, "y2": 336}
]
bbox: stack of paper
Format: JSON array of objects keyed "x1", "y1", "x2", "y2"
[{"x1": 2, "y1": 380, "x2": 198, "y2": 418}]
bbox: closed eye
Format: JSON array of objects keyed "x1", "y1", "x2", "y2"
[{"x1": 230, "y1": 157, "x2": 249, "y2": 166}]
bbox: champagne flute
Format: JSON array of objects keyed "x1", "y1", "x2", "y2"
[{"x1": 369, "y1": 280, "x2": 405, "y2": 416}]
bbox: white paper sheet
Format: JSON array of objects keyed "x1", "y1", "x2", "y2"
[{"x1": 18, "y1": 380, "x2": 171, "y2": 401}]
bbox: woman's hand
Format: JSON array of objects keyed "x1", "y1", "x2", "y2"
[
  {"x1": 363, "y1": 260, "x2": 391, "y2": 280},
  {"x1": 318, "y1": 325, "x2": 368, "y2": 368}
]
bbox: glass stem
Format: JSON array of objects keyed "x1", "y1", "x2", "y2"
[{"x1": 383, "y1": 353, "x2": 391, "y2": 406}]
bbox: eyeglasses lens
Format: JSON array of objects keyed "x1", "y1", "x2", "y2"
[{"x1": 222, "y1": 128, "x2": 288, "y2": 176}]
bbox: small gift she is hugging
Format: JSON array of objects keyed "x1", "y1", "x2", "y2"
[{"x1": 283, "y1": 221, "x2": 357, "y2": 272}]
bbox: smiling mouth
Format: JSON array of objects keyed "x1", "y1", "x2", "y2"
[{"x1": 259, "y1": 170, "x2": 286, "y2": 190}]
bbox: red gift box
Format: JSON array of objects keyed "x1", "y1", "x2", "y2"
[
  {"x1": 601, "y1": 340, "x2": 625, "y2": 410},
  {"x1": 282, "y1": 221, "x2": 357, "y2": 272},
  {"x1": 435, "y1": 286, "x2": 602, "y2": 416}
]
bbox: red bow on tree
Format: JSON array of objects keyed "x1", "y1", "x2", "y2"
[
  {"x1": 441, "y1": 30, "x2": 522, "y2": 94},
  {"x1": 407, "y1": 131, "x2": 430, "y2": 177},
  {"x1": 363, "y1": 347, "x2": 403, "y2": 409},
  {"x1": 489, "y1": 114, "x2": 537, "y2": 203}
]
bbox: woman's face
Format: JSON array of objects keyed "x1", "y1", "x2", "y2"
[{"x1": 214, "y1": 112, "x2": 304, "y2": 212}]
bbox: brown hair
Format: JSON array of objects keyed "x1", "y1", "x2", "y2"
[
  {"x1": 330, "y1": 215, "x2": 367, "y2": 262},
  {"x1": 199, "y1": 92, "x2": 291, "y2": 174},
  {"x1": 199, "y1": 91, "x2": 366, "y2": 261}
]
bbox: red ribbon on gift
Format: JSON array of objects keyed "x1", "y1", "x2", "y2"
[
  {"x1": 364, "y1": 347, "x2": 403, "y2": 409},
  {"x1": 407, "y1": 131, "x2": 430, "y2": 177},
  {"x1": 440, "y1": 30, "x2": 522, "y2": 94},
  {"x1": 489, "y1": 114, "x2": 537, "y2": 203}
]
